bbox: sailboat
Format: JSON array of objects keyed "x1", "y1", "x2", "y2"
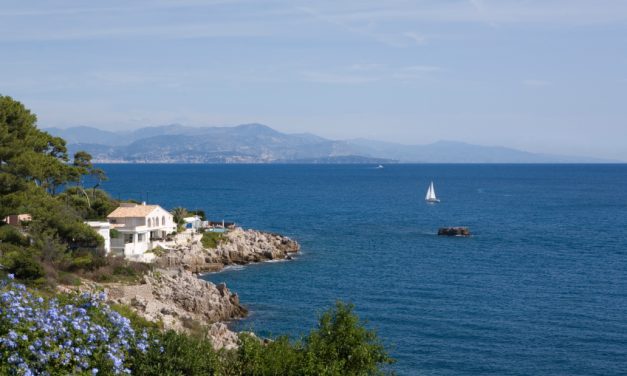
[{"x1": 425, "y1": 181, "x2": 440, "y2": 203}]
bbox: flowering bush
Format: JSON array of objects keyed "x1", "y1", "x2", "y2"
[{"x1": 0, "y1": 275, "x2": 151, "y2": 375}]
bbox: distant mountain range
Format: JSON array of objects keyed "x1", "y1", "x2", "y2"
[{"x1": 44, "y1": 124, "x2": 617, "y2": 164}]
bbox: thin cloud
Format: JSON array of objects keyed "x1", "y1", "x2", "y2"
[
  {"x1": 402, "y1": 32, "x2": 427, "y2": 45},
  {"x1": 302, "y1": 64, "x2": 442, "y2": 85}
]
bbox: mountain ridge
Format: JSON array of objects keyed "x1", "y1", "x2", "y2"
[{"x1": 44, "y1": 124, "x2": 620, "y2": 164}]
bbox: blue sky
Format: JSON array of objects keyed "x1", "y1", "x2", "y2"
[{"x1": 2, "y1": 0, "x2": 627, "y2": 159}]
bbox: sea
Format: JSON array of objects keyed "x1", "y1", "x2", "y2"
[{"x1": 100, "y1": 164, "x2": 627, "y2": 375}]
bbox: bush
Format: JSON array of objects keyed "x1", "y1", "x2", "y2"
[
  {"x1": 110, "y1": 228, "x2": 120, "y2": 239},
  {"x1": 131, "y1": 329, "x2": 220, "y2": 375},
  {"x1": 302, "y1": 302, "x2": 394, "y2": 375},
  {"x1": 201, "y1": 232, "x2": 224, "y2": 249},
  {"x1": 0, "y1": 224, "x2": 30, "y2": 246},
  {"x1": 1, "y1": 248, "x2": 45, "y2": 281},
  {"x1": 83, "y1": 256, "x2": 152, "y2": 283}
]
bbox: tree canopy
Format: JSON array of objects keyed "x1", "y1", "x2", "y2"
[{"x1": 0, "y1": 95, "x2": 116, "y2": 284}]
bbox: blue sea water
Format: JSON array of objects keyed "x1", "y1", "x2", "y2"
[{"x1": 100, "y1": 164, "x2": 627, "y2": 375}]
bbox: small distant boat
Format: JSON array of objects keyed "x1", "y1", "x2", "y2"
[
  {"x1": 376, "y1": 164, "x2": 384, "y2": 169},
  {"x1": 425, "y1": 181, "x2": 440, "y2": 203}
]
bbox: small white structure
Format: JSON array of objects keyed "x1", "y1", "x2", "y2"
[
  {"x1": 3, "y1": 214, "x2": 32, "y2": 226},
  {"x1": 85, "y1": 221, "x2": 111, "y2": 254},
  {"x1": 183, "y1": 215, "x2": 202, "y2": 231},
  {"x1": 107, "y1": 203, "x2": 176, "y2": 259}
]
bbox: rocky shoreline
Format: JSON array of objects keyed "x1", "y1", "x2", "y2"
[
  {"x1": 156, "y1": 228, "x2": 300, "y2": 274},
  {"x1": 63, "y1": 228, "x2": 299, "y2": 350}
]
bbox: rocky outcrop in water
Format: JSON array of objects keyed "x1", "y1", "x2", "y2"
[
  {"x1": 438, "y1": 227, "x2": 471, "y2": 236},
  {"x1": 156, "y1": 228, "x2": 300, "y2": 274}
]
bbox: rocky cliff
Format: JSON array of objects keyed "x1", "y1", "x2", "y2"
[
  {"x1": 60, "y1": 228, "x2": 299, "y2": 350},
  {"x1": 156, "y1": 228, "x2": 300, "y2": 274}
]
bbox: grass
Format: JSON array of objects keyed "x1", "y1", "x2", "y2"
[{"x1": 201, "y1": 232, "x2": 225, "y2": 249}]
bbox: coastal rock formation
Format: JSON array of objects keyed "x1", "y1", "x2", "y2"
[
  {"x1": 156, "y1": 228, "x2": 300, "y2": 274},
  {"x1": 59, "y1": 267, "x2": 246, "y2": 349},
  {"x1": 60, "y1": 228, "x2": 299, "y2": 350},
  {"x1": 438, "y1": 227, "x2": 471, "y2": 236},
  {"x1": 107, "y1": 268, "x2": 247, "y2": 327},
  {"x1": 104, "y1": 268, "x2": 246, "y2": 349}
]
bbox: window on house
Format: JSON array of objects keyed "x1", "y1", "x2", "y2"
[
  {"x1": 162, "y1": 216, "x2": 166, "y2": 225},
  {"x1": 155, "y1": 217, "x2": 159, "y2": 226},
  {"x1": 138, "y1": 233, "x2": 145, "y2": 242},
  {"x1": 147, "y1": 218, "x2": 152, "y2": 227},
  {"x1": 124, "y1": 234, "x2": 133, "y2": 244}
]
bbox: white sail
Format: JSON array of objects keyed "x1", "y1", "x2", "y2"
[{"x1": 425, "y1": 181, "x2": 439, "y2": 202}]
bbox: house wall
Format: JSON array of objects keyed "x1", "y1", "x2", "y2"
[
  {"x1": 144, "y1": 207, "x2": 175, "y2": 233},
  {"x1": 95, "y1": 227, "x2": 110, "y2": 254},
  {"x1": 108, "y1": 217, "x2": 145, "y2": 228}
]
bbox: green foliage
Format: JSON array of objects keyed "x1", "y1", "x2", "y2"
[
  {"x1": 0, "y1": 247, "x2": 45, "y2": 281},
  {"x1": 110, "y1": 303, "x2": 162, "y2": 331},
  {"x1": 128, "y1": 302, "x2": 393, "y2": 376},
  {"x1": 0, "y1": 224, "x2": 30, "y2": 246},
  {"x1": 110, "y1": 228, "x2": 120, "y2": 238},
  {"x1": 0, "y1": 95, "x2": 73, "y2": 199},
  {"x1": 226, "y1": 302, "x2": 394, "y2": 376},
  {"x1": 57, "y1": 187, "x2": 118, "y2": 221},
  {"x1": 131, "y1": 329, "x2": 221, "y2": 375},
  {"x1": 64, "y1": 249, "x2": 107, "y2": 272},
  {"x1": 0, "y1": 96, "x2": 107, "y2": 284},
  {"x1": 82, "y1": 256, "x2": 152, "y2": 284},
  {"x1": 201, "y1": 232, "x2": 224, "y2": 249},
  {"x1": 302, "y1": 302, "x2": 394, "y2": 375},
  {"x1": 188, "y1": 209, "x2": 206, "y2": 221},
  {"x1": 229, "y1": 334, "x2": 302, "y2": 376},
  {"x1": 171, "y1": 207, "x2": 188, "y2": 232},
  {"x1": 151, "y1": 245, "x2": 166, "y2": 257}
]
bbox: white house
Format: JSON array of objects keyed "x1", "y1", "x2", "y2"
[
  {"x1": 107, "y1": 203, "x2": 176, "y2": 259},
  {"x1": 85, "y1": 221, "x2": 111, "y2": 254},
  {"x1": 183, "y1": 215, "x2": 202, "y2": 231}
]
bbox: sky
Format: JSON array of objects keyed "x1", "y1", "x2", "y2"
[{"x1": 1, "y1": 0, "x2": 627, "y2": 160}]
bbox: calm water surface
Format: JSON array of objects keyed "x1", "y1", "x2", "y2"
[{"x1": 101, "y1": 164, "x2": 627, "y2": 375}]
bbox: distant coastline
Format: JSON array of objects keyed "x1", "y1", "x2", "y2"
[{"x1": 45, "y1": 124, "x2": 621, "y2": 164}]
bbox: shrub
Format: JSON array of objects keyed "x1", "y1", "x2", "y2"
[
  {"x1": 302, "y1": 302, "x2": 394, "y2": 375},
  {"x1": 0, "y1": 224, "x2": 30, "y2": 246},
  {"x1": 110, "y1": 228, "x2": 120, "y2": 239},
  {"x1": 130, "y1": 329, "x2": 220, "y2": 375},
  {"x1": 224, "y1": 302, "x2": 394, "y2": 376},
  {"x1": 1, "y1": 249, "x2": 45, "y2": 281},
  {"x1": 83, "y1": 256, "x2": 152, "y2": 284},
  {"x1": 201, "y1": 232, "x2": 224, "y2": 249},
  {"x1": 151, "y1": 246, "x2": 166, "y2": 257}
]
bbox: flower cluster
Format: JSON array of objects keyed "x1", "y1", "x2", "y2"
[{"x1": 0, "y1": 275, "x2": 150, "y2": 375}]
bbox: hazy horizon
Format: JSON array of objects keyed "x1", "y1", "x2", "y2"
[{"x1": 2, "y1": 0, "x2": 627, "y2": 159}]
